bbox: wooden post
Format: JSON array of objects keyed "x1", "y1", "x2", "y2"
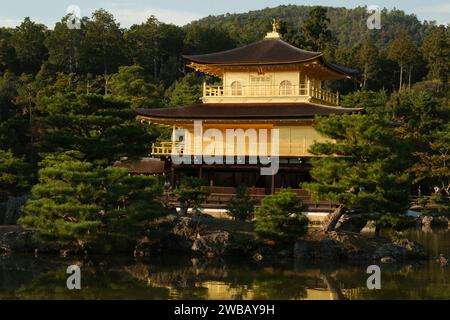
[
  {"x1": 271, "y1": 174, "x2": 275, "y2": 195},
  {"x1": 170, "y1": 165, "x2": 175, "y2": 188}
]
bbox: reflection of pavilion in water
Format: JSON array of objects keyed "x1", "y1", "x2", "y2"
[{"x1": 132, "y1": 262, "x2": 361, "y2": 300}]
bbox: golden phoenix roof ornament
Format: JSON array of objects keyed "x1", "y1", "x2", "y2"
[{"x1": 271, "y1": 18, "x2": 280, "y2": 33}]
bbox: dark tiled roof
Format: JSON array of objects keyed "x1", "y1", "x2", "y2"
[
  {"x1": 183, "y1": 38, "x2": 322, "y2": 65},
  {"x1": 183, "y1": 38, "x2": 357, "y2": 76},
  {"x1": 136, "y1": 103, "x2": 363, "y2": 120},
  {"x1": 113, "y1": 158, "x2": 165, "y2": 174}
]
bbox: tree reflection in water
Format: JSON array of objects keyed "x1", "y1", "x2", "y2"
[{"x1": 0, "y1": 233, "x2": 449, "y2": 300}]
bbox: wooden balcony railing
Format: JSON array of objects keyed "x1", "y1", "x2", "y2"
[
  {"x1": 152, "y1": 141, "x2": 183, "y2": 156},
  {"x1": 203, "y1": 82, "x2": 340, "y2": 105}
]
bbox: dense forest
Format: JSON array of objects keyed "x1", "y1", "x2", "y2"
[{"x1": 0, "y1": 5, "x2": 449, "y2": 252}]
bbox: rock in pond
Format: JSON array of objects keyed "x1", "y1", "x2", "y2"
[
  {"x1": 419, "y1": 215, "x2": 449, "y2": 229},
  {"x1": 360, "y1": 220, "x2": 378, "y2": 235},
  {"x1": 335, "y1": 214, "x2": 368, "y2": 233},
  {"x1": 191, "y1": 231, "x2": 231, "y2": 257},
  {"x1": 380, "y1": 256, "x2": 396, "y2": 264},
  {"x1": 436, "y1": 254, "x2": 448, "y2": 267},
  {"x1": 373, "y1": 238, "x2": 427, "y2": 261},
  {"x1": 0, "y1": 230, "x2": 35, "y2": 251}
]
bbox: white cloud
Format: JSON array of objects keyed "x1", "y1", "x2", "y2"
[
  {"x1": 0, "y1": 18, "x2": 22, "y2": 28},
  {"x1": 102, "y1": 6, "x2": 202, "y2": 27},
  {"x1": 416, "y1": 3, "x2": 450, "y2": 13},
  {"x1": 414, "y1": 3, "x2": 450, "y2": 24}
]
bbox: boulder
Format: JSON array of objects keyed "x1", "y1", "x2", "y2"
[
  {"x1": 335, "y1": 214, "x2": 368, "y2": 233},
  {"x1": 373, "y1": 238, "x2": 427, "y2": 260},
  {"x1": 277, "y1": 249, "x2": 292, "y2": 258},
  {"x1": 191, "y1": 231, "x2": 231, "y2": 257},
  {"x1": 380, "y1": 256, "x2": 396, "y2": 264},
  {"x1": 293, "y1": 240, "x2": 309, "y2": 260},
  {"x1": 360, "y1": 220, "x2": 378, "y2": 235},
  {"x1": 436, "y1": 254, "x2": 448, "y2": 267},
  {"x1": 313, "y1": 237, "x2": 347, "y2": 261},
  {"x1": 419, "y1": 215, "x2": 449, "y2": 229},
  {"x1": 393, "y1": 239, "x2": 427, "y2": 259},
  {"x1": 252, "y1": 252, "x2": 263, "y2": 262},
  {"x1": 172, "y1": 217, "x2": 199, "y2": 241},
  {"x1": 0, "y1": 230, "x2": 36, "y2": 251},
  {"x1": 372, "y1": 243, "x2": 407, "y2": 260},
  {"x1": 1, "y1": 195, "x2": 30, "y2": 225}
]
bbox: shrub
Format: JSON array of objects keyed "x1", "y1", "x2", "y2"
[
  {"x1": 174, "y1": 176, "x2": 211, "y2": 214},
  {"x1": 227, "y1": 185, "x2": 257, "y2": 221},
  {"x1": 254, "y1": 189, "x2": 308, "y2": 243},
  {"x1": 19, "y1": 158, "x2": 164, "y2": 253},
  {"x1": 378, "y1": 213, "x2": 414, "y2": 231}
]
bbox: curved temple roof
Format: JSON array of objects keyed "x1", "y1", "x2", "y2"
[
  {"x1": 183, "y1": 38, "x2": 356, "y2": 78},
  {"x1": 183, "y1": 38, "x2": 322, "y2": 65},
  {"x1": 136, "y1": 103, "x2": 363, "y2": 121}
]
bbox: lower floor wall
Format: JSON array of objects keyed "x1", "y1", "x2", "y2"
[{"x1": 160, "y1": 158, "x2": 338, "y2": 213}]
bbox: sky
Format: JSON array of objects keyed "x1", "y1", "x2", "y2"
[{"x1": 0, "y1": 0, "x2": 449, "y2": 29}]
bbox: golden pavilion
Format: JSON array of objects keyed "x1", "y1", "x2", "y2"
[{"x1": 134, "y1": 23, "x2": 361, "y2": 209}]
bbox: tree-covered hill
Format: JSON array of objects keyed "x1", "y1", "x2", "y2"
[{"x1": 190, "y1": 5, "x2": 435, "y2": 48}]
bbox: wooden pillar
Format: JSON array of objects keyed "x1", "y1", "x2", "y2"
[
  {"x1": 271, "y1": 174, "x2": 275, "y2": 195},
  {"x1": 170, "y1": 165, "x2": 175, "y2": 187}
]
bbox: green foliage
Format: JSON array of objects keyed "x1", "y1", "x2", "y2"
[
  {"x1": 410, "y1": 123, "x2": 450, "y2": 196},
  {"x1": 125, "y1": 16, "x2": 184, "y2": 82},
  {"x1": 37, "y1": 93, "x2": 151, "y2": 165},
  {"x1": 11, "y1": 17, "x2": 48, "y2": 74},
  {"x1": 164, "y1": 73, "x2": 203, "y2": 107},
  {"x1": 340, "y1": 90, "x2": 388, "y2": 111},
  {"x1": 45, "y1": 15, "x2": 84, "y2": 74},
  {"x1": 109, "y1": 65, "x2": 163, "y2": 108},
  {"x1": 300, "y1": 6, "x2": 336, "y2": 53},
  {"x1": 0, "y1": 29, "x2": 18, "y2": 73},
  {"x1": 357, "y1": 37, "x2": 380, "y2": 90},
  {"x1": 183, "y1": 24, "x2": 236, "y2": 54},
  {"x1": 227, "y1": 185, "x2": 257, "y2": 221},
  {"x1": 378, "y1": 214, "x2": 414, "y2": 231},
  {"x1": 254, "y1": 189, "x2": 308, "y2": 243},
  {"x1": 80, "y1": 9, "x2": 128, "y2": 75},
  {"x1": 303, "y1": 113, "x2": 411, "y2": 214},
  {"x1": 0, "y1": 149, "x2": 32, "y2": 202},
  {"x1": 19, "y1": 158, "x2": 163, "y2": 253},
  {"x1": 0, "y1": 72, "x2": 29, "y2": 154},
  {"x1": 174, "y1": 177, "x2": 211, "y2": 212},
  {"x1": 387, "y1": 29, "x2": 419, "y2": 90},
  {"x1": 421, "y1": 26, "x2": 450, "y2": 86}
]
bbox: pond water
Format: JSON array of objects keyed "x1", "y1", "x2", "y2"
[{"x1": 0, "y1": 229, "x2": 449, "y2": 300}]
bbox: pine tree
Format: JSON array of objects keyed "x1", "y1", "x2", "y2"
[
  {"x1": 46, "y1": 15, "x2": 84, "y2": 73},
  {"x1": 38, "y1": 93, "x2": 151, "y2": 165},
  {"x1": 227, "y1": 185, "x2": 257, "y2": 221},
  {"x1": 357, "y1": 37, "x2": 380, "y2": 90},
  {"x1": 303, "y1": 113, "x2": 411, "y2": 214},
  {"x1": 19, "y1": 156, "x2": 163, "y2": 252},
  {"x1": 301, "y1": 6, "x2": 336, "y2": 53},
  {"x1": 421, "y1": 25, "x2": 450, "y2": 88},
  {"x1": 109, "y1": 65, "x2": 162, "y2": 108},
  {"x1": 254, "y1": 189, "x2": 308, "y2": 243},
  {"x1": 11, "y1": 17, "x2": 48, "y2": 74},
  {"x1": 0, "y1": 149, "x2": 32, "y2": 202},
  {"x1": 388, "y1": 30, "x2": 419, "y2": 91}
]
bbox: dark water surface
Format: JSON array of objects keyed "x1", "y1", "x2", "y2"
[{"x1": 0, "y1": 229, "x2": 449, "y2": 300}]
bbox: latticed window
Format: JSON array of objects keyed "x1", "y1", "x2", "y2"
[
  {"x1": 250, "y1": 75, "x2": 271, "y2": 96},
  {"x1": 279, "y1": 80, "x2": 293, "y2": 95},
  {"x1": 231, "y1": 81, "x2": 243, "y2": 95}
]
